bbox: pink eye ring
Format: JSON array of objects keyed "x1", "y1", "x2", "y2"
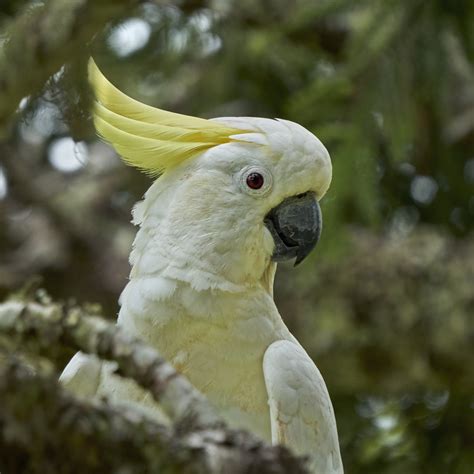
[{"x1": 246, "y1": 172, "x2": 265, "y2": 190}]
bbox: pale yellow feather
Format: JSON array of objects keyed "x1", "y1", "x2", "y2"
[
  {"x1": 94, "y1": 103, "x2": 232, "y2": 143},
  {"x1": 88, "y1": 59, "x2": 246, "y2": 175},
  {"x1": 94, "y1": 116, "x2": 212, "y2": 172}
]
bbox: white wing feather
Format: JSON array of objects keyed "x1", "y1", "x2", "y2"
[
  {"x1": 59, "y1": 352, "x2": 102, "y2": 397},
  {"x1": 60, "y1": 352, "x2": 170, "y2": 424},
  {"x1": 263, "y1": 340, "x2": 343, "y2": 474}
]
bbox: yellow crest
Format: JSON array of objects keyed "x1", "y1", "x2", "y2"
[{"x1": 88, "y1": 59, "x2": 245, "y2": 175}]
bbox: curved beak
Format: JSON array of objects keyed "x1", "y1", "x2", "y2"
[{"x1": 264, "y1": 192, "x2": 322, "y2": 266}]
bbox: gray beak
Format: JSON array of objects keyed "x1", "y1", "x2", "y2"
[{"x1": 264, "y1": 192, "x2": 322, "y2": 266}]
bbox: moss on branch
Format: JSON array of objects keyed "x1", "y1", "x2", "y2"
[
  {"x1": 0, "y1": 296, "x2": 309, "y2": 473},
  {"x1": 0, "y1": 297, "x2": 220, "y2": 426}
]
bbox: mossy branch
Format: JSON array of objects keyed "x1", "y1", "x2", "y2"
[
  {"x1": 0, "y1": 296, "x2": 309, "y2": 473},
  {"x1": 0, "y1": 297, "x2": 220, "y2": 427},
  {"x1": 0, "y1": 358, "x2": 306, "y2": 474}
]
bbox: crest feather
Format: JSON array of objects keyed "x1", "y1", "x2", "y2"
[{"x1": 88, "y1": 59, "x2": 245, "y2": 175}]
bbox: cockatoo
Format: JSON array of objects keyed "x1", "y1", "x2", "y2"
[{"x1": 60, "y1": 60, "x2": 343, "y2": 474}]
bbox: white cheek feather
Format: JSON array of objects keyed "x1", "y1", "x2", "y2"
[{"x1": 262, "y1": 225, "x2": 276, "y2": 257}]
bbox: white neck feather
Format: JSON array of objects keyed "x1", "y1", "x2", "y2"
[{"x1": 117, "y1": 177, "x2": 280, "y2": 339}]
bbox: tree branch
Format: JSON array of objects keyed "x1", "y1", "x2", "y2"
[
  {"x1": 0, "y1": 297, "x2": 220, "y2": 427},
  {"x1": 0, "y1": 296, "x2": 309, "y2": 473},
  {"x1": 0, "y1": 358, "x2": 305, "y2": 474}
]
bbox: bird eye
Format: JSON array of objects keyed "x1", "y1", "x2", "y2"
[
  {"x1": 246, "y1": 172, "x2": 264, "y2": 190},
  {"x1": 238, "y1": 166, "x2": 273, "y2": 197}
]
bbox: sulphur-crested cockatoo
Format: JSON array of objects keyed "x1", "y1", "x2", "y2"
[{"x1": 60, "y1": 60, "x2": 343, "y2": 474}]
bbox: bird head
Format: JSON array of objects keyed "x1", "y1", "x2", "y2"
[{"x1": 88, "y1": 60, "x2": 331, "y2": 290}]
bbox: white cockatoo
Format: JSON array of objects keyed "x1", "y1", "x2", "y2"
[{"x1": 60, "y1": 60, "x2": 343, "y2": 474}]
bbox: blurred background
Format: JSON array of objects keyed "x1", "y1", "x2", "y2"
[{"x1": 0, "y1": 0, "x2": 473, "y2": 472}]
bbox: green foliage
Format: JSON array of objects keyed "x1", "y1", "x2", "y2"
[
  {"x1": 1, "y1": 0, "x2": 473, "y2": 472},
  {"x1": 89, "y1": 0, "x2": 472, "y2": 244},
  {"x1": 276, "y1": 229, "x2": 474, "y2": 472}
]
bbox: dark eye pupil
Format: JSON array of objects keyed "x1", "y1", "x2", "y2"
[{"x1": 246, "y1": 172, "x2": 264, "y2": 190}]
